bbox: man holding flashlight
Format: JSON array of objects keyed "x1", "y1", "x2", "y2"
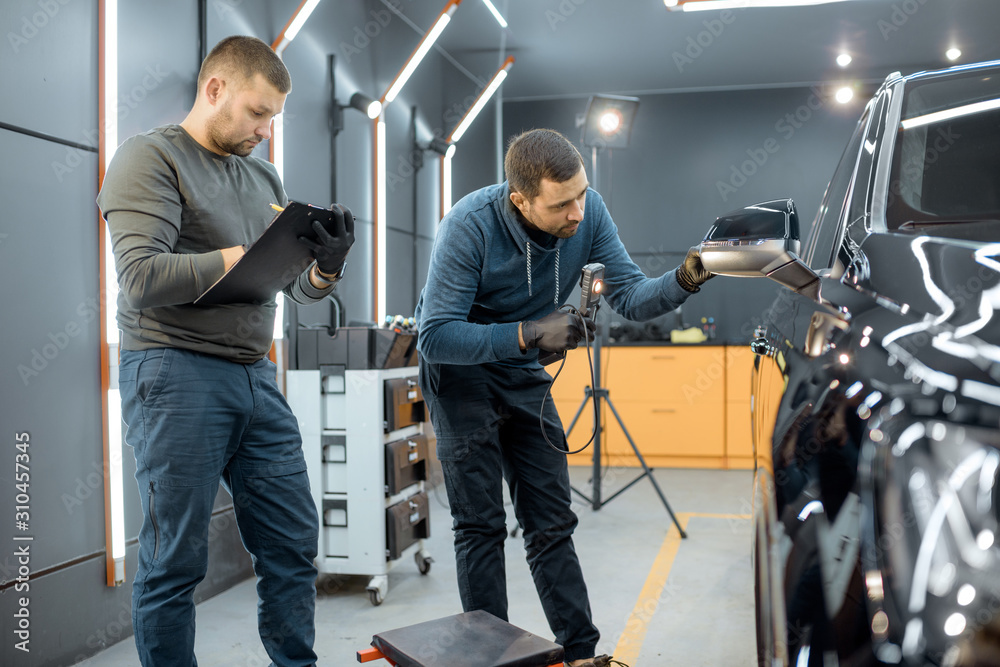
[{"x1": 414, "y1": 128, "x2": 712, "y2": 666}]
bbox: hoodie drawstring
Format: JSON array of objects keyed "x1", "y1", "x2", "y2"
[{"x1": 526, "y1": 240, "x2": 559, "y2": 308}]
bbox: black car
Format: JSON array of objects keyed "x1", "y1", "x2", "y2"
[{"x1": 701, "y1": 60, "x2": 1000, "y2": 666}]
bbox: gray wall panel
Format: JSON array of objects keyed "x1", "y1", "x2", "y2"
[
  {"x1": 0, "y1": 509, "x2": 250, "y2": 667},
  {"x1": 386, "y1": 226, "x2": 416, "y2": 319},
  {"x1": 117, "y1": 0, "x2": 199, "y2": 141},
  {"x1": 0, "y1": 544, "x2": 132, "y2": 666},
  {"x1": 1, "y1": 0, "x2": 98, "y2": 143},
  {"x1": 0, "y1": 129, "x2": 105, "y2": 569},
  {"x1": 209, "y1": 0, "x2": 275, "y2": 46}
]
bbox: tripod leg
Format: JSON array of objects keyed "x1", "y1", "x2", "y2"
[
  {"x1": 563, "y1": 387, "x2": 593, "y2": 439},
  {"x1": 604, "y1": 396, "x2": 688, "y2": 538},
  {"x1": 564, "y1": 389, "x2": 596, "y2": 506}
]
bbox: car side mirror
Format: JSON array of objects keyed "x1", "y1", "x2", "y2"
[{"x1": 699, "y1": 198, "x2": 820, "y2": 301}]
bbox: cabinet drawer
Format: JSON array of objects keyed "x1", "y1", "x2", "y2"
[
  {"x1": 384, "y1": 376, "x2": 425, "y2": 432},
  {"x1": 386, "y1": 492, "x2": 430, "y2": 560},
  {"x1": 606, "y1": 401, "x2": 725, "y2": 458},
  {"x1": 607, "y1": 347, "x2": 726, "y2": 403},
  {"x1": 385, "y1": 434, "x2": 428, "y2": 496}
]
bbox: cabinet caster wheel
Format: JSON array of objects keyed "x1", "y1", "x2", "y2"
[
  {"x1": 415, "y1": 550, "x2": 433, "y2": 575},
  {"x1": 366, "y1": 574, "x2": 387, "y2": 606}
]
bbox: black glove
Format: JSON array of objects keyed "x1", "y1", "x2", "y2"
[
  {"x1": 299, "y1": 204, "x2": 355, "y2": 275},
  {"x1": 522, "y1": 309, "x2": 596, "y2": 353},
  {"x1": 675, "y1": 246, "x2": 714, "y2": 293}
]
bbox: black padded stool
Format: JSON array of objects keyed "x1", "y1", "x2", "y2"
[{"x1": 357, "y1": 610, "x2": 564, "y2": 667}]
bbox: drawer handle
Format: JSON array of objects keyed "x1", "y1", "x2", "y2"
[
  {"x1": 651, "y1": 355, "x2": 676, "y2": 360},
  {"x1": 652, "y1": 408, "x2": 676, "y2": 413}
]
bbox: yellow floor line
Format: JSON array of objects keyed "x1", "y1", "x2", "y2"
[{"x1": 612, "y1": 512, "x2": 752, "y2": 665}]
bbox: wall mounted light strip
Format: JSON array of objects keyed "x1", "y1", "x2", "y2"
[
  {"x1": 441, "y1": 153, "x2": 453, "y2": 216},
  {"x1": 375, "y1": 118, "x2": 388, "y2": 323},
  {"x1": 482, "y1": 0, "x2": 508, "y2": 27},
  {"x1": 98, "y1": 0, "x2": 125, "y2": 587},
  {"x1": 440, "y1": 55, "x2": 514, "y2": 215},
  {"x1": 381, "y1": 0, "x2": 462, "y2": 105},
  {"x1": 274, "y1": 0, "x2": 322, "y2": 51},
  {"x1": 447, "y1": 55, "x2": 514, "y2": 143},
  {"x1": 373, "y1": 0, "x2": 462, "y2": 323}
]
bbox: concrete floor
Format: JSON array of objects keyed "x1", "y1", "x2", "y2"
[{"x1": 75, "y1": 467, "x2": 756, "y2": 666}]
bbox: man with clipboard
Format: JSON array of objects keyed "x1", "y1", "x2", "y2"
[{"x1": 98, "y1": 36, "x2": 352, "y2": 667}]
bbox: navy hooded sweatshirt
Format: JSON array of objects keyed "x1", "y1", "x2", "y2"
[{"x1": 415, "y1": 181, "x2": 693, "y2": 368}]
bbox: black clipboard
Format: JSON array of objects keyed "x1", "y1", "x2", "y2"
[{"x1": 195, "y1": 201, "x2": 333, "y2": 306}]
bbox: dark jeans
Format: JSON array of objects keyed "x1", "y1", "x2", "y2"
[
  {"x1": 419, "y1": 359, "x2": 600, "y2": 662},
  {"x1": 119, "y1": 348, "x2": 319, "y2": 667}
]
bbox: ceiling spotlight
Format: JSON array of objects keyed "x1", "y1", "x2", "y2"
[
  {"x1": 349, "y1": 92, "x2": 382, "y2": 119},
  {"x1": 835, "y1": 86, "x2": 854, "y2": 104},
  {"x1": 946, "y1": 47, "x2": 962, "y2": 61},
  {"x1": 836, "y1": 53, "x2": 852, "y2": 68}
]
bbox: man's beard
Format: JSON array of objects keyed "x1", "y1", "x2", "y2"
[
  {"x1": 206, "y1": 104, "x2": 259, "y2": 157},
  {"x1": 522, "y1": 206, "x2": 579, "y2": 239}
]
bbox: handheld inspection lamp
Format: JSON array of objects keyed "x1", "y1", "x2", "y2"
[
  {"x1": 578, "y1": 263, "x2": 605, "y2": 317},
  {"x1": 538, "y1": 263, "x2": 605, "y2": 366}
]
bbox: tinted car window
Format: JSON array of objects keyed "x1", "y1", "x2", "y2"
[
  {"x1": 804, "y1": 108, "x2": 869, "y2": 270},
  {"x1": 885, "y1": 68, "x2": 1000, "y2": 240},
  {"x1": 705, "y1": 209, "x2": 788, "y2": 240}
]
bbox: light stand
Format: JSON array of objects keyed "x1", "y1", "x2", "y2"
[
  {"x1": 565, "y1": 94, "x2": 687, "y2": 537},
  {"x1": 563, "y1": 315, "x2": 687, "y2": 538}
]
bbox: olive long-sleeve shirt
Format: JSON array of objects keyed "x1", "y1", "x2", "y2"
[{"x1": 98, "y1": 124, "x2": 334, "y2": 362}]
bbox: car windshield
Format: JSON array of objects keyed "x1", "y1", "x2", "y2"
[{"x1": 885, "y1": 66, "x2": 1000, "y2": 241}]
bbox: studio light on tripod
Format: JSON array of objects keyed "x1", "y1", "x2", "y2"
[
  {"x1": 599, "y1": 109, "x2": 623, "y2": 135},
  {"x1": 582, "y1": 94, "x2": 640, "y2": 148}
]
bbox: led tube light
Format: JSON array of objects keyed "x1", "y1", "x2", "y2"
[
  {"x1": 99, "y1": 0, "x2": 125, "y2": 587},
  {"x1": 448, "y1": 56, "x2": 514, "y2": 143},
  {"x1": 382, "y1": 0, "x2": 461, "y2": 104}
]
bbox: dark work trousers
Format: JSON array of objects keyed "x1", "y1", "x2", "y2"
[
  {"x1": 119, "y1": 348, "x2": 319, "y2": 667},
  {"x1": 419, "y1": 358, "x2": 600, "y2": 662}
]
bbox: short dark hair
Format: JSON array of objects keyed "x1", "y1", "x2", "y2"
[
  {"x1": 504, "y1": 129, "x2": 584, "y2": 200},
  {"x1": 197, "y1": 35, "x2": 291, "y2": 94}
]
